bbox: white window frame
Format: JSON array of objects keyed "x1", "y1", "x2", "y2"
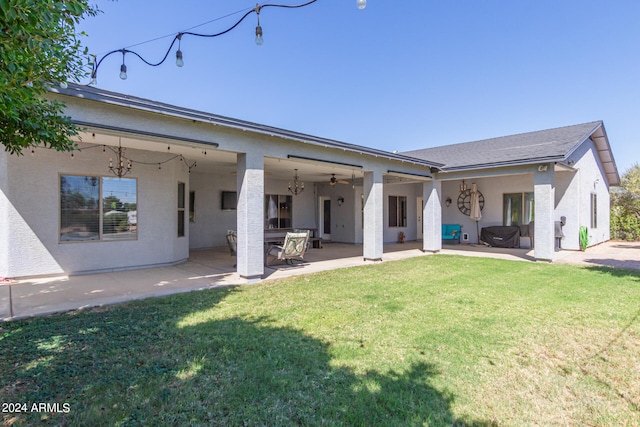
[
  {"x1": 178, "y1": 182, "x2": 186, "y2": 237},
  {"x1": 503, "y1": 192, "x2": 534, "y2": 226},
  {"x1": 265, "y1": 194, "x2": 293, "y2": 229},
  {"x1": 59, "y1": 174, "x2": 138, "y2": 243},
  {"x1": 388, "y1": 195, "x2": 407, "y2": 228},
  {"x1": 590, "y1": 192, "x2": 597, "y2": 229}
]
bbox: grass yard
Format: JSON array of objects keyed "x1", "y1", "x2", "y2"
[{"x1": 1, "y1": 255, "x2": 639, "y2": 426}]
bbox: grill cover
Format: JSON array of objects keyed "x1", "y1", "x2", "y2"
[{"x1": 480, "y1": 226, "x2": 521, "y2": 248}]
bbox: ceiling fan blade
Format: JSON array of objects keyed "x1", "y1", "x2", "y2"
[{"x1": 337, "y1": 180, "x2": 349, "y2": 185}]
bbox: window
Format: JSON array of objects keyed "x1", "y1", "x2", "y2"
[
  {"x1": 265, "y1": 194, "x2": 292, "y2": 229},
  {"x1": 189, "y1": 191, "x2": 196, "y2": 223},
  {"x1": 503, "y1": 192, "x2": 534, "y2": 226},
  {"x1": 221, "y1": 191, "x2": 237, "y2": 210},
  {"x1": 178, "y1": 182, "x2": 185, "y2": 237},
  {"x1": 590, "y1": 193, "x2": 597, "y2": 228},
  {"x1": 388, "y1": 195, "x2": 407, "y2": 227},
  {"x1": 60, "y1": 175, "x2": 137, "y2": 242}
]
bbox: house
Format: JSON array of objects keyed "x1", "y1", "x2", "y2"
[
  {"x1": 404, "y1": 121, "x2": 620, "y2": 257},
  {"x1": 0, "y1": 85, "x2": 619, "y2": 280}
]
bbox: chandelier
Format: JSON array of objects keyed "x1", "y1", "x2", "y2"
[
  {"x1": 108, "y1": 141, "x2": 132, "y2": 178},
  {"x1": 288, "y1": 169, "x2": 304, "y2": 196}
]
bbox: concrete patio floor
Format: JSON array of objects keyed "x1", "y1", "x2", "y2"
[{"x1": 1, "y1": 241, "x2": 638, "y2": 321}]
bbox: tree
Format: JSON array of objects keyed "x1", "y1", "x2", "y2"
[
  {"x1": 0, "y1": 0, "x2": 97, "y2": 155},
  {"x1": 611, "y1": 163, "x2": 640, "y2": 241}
]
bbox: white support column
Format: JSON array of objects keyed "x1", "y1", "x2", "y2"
[
  {"x1": 422, "y1": 179, "x2": 442, "y2": 253},
  {"x1": 363, "y1": 170, "x2": 384, "y2": 261},
  {"x1": 236, "y1": 152, "x2": 264, "y2": 281},
  {"x1": 534, "y1": 164, "x2": 555, "y2": 261}
]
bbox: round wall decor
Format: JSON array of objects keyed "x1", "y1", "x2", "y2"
[{"x1": 457, "y1": 189, "x2": 485, "y2": 216}]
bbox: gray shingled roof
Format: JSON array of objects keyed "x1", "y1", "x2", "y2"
[{"x1": 403, "y1": 121, "x2": 604, "y2": 171}]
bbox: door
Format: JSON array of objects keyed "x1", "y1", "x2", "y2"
[
  {"x1": 319, "y1": 197, "x2": 331, "y2": 241},
  {"x1": 417, "y1": 197, "x2": 423, "y2": 240}
]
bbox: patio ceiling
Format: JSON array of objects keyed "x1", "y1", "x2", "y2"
[{"x1": 74, "y1": 129, "x2": 374, "y2": 184}]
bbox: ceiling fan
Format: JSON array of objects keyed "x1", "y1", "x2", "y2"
[{"x1": 328, "y1": 174, "x2": 349, "y2": 186}]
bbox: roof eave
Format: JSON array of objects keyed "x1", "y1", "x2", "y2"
[
  {"x1": 50, "y1": 84, "x2": 443, "y2": 170},
  {"x1": 565, "y1": 121, "x2": 621, "y2": 187},
  {"x1": 438, "y1": 156, "x2": 566, "y2": 173}
]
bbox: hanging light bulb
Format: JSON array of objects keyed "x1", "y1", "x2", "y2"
[
  {"x1": 176, "y1": 50, "x2": 184, "y2": 67},
  {"x1": 255, "y1": 25, "x2": 263, "y2": 45},
  {"x1": 89, "y1": 69, "x2": 97, "y2": 86},
  {"x1": 59, "y1": 81, "x2": 68, "y2": 89},
  {"x1": 176, "y1": 33, "x2": 184, "y2": 67},
  {"x1": 119, "y1": 50, "x2": 128, "y2": 80},
  {"x1": 119, "y1": 64, "x2": 127, "y2": 80},
  {"x1": 356, "y1": 0, "x2": 366, "y2": 9},
  {"x1": 255, "y1": 6, "x2": 264, "y2": 45}
]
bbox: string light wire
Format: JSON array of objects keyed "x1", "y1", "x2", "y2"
[{"x1": 88, "y1": 0, "x2": 366, "y2": 84}]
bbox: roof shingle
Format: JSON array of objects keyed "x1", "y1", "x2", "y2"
[{"x1": 403, "y1": 121, "x2": 603, "y2": 171}]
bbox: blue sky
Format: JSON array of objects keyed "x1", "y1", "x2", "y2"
[{"x1": 78, "y1": 0, "x2": 639, "y2": 177}]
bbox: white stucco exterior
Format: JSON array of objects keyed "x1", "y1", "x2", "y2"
[
  {"x1": 0, "y1": 86, "x2": 618, "y2": 278},
  {"x1": 0, "y1": 144, "x2": 189, "y2": 277}
]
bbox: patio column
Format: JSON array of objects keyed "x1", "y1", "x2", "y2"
[
  {"x1": 236, "y1": 152, "x2": 264, "y2": 281},
  {"x1": 534, "y1": 163, "x2": 555, "y2": 261},
  {"x1": 363, "y1": 169, "x2": 384, "y2": 261},
  {"x1": 422, "y1": 179, "x2": 442, "y2": 253}
]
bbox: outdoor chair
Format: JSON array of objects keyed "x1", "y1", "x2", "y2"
[
  {"x1": 226, "y1": 230, "x2": 237, "y2": 267},
  {"x1": 293, "y1": 229, "x2": 312, "y2": 251},
  {"x1": 266, "y1": 231, "x2": 309, "y2": 267}
]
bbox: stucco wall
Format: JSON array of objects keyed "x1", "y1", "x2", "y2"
[
  {"x1": 317, "y1": 182, "x2": 358, "y2": 243},
  {"x1": 189, "y1": 172, "x2": 320, "y2": 249},
  {"x1": 0, "y1": 145, "x2": 189, "y2": 277},
  {"x1": 438, "y1": 139, "x2": 611, "y2": 251},
  {"x1": 383, "y1": 182, "x2": 422, "y2": 243},
  {"x1": 188, "y1": 171, "x2": 236, "y2": 249},
  {"x1": 566, "y1": 138, "x2": 611, "y2": 248},
  {"x1": 554, "y1": 169, "x2": 580, "y2": 250},
  {"x1": 441, "y1": 175, "x2": 534, "y2": 246}
]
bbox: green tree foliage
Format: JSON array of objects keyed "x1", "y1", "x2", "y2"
[
  {"x1": 0, "y1": 0, "x2": 97, "y2": 155},
  {"x1": 610, "y1": 163, "x2": 640, "y2": 241}
]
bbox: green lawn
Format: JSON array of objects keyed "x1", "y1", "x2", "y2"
[{"x1": 1, "y1": 255, "x2": 639, "y2": 426}]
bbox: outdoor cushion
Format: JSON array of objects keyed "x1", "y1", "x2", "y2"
[
  {"x1": 266, "y1": 231, "x2": 309, "y2": 266},
  {"x1": 442, "y1": 224, "x2": 462, "y2": 243}
]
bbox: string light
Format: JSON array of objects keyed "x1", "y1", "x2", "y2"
[
  {"x1": 88, "y1": 1, "x2": 366, "y2": 84},
  {"x1": 255, "y1": 6, "x2": 264, "y2": 46},
  {"x1": 119, "y1": 50, "x2": 128, "y2": 80},
  {"x1": 61, "y1": 141, "x2": 201, "y2": 175},
  {"x1": 175, "y1": 34, "x2": 184, "y2": 67}
]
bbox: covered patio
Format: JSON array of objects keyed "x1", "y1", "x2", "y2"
[{"x1": 0, "y1": 86, "x2": 620, "y2": 289}]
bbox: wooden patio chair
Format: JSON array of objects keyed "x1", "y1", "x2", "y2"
[{"x1": 266, "y1": 231, "x2": 309, "y2": 266}]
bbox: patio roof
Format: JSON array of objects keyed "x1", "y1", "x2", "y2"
[
  {"x1": 51, "y1": 84, "x2": 444, "y2": 171},
  {"x1": 403, "y1": 121, "x2": 620, "y2": 186}
]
